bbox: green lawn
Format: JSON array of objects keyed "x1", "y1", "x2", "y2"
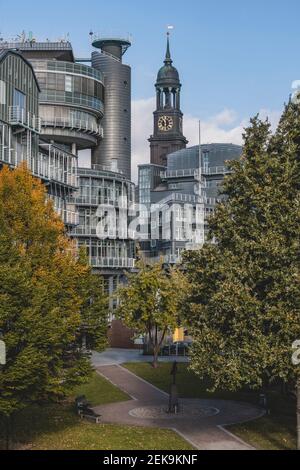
[
  {"x1": 72, "y1": 371, "x2": 129, "y2": 406},
  {"x1": 123, "y1": 362, "x2": 297, "y2": 450},
  {"x1": 0, "y1": 371, "x2": 193, "y2": 450}
]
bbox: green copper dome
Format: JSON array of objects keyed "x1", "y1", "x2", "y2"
[{"x1": 156, "y1": 35, "x2": 180, "y2": 86}]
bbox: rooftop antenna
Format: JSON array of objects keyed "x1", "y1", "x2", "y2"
[
  {"x1": 166, "y1": 24, "x2": 174, "y2": 44},
  {"x1": 89, "y1": 30, "x2": 94, "y2": 43},
  {"x1": 197, "y1": 119, "x2": 203, "y2": 201},
  {"x1": 198, "y1": 120, "x2": 202, "y2": 169}
]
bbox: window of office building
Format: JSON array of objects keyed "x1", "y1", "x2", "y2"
[
  {"x1": 203, "y1": 151, "x2": 209, "y2": 172},
  {"x1": 0, "y1": 80, "x2": 6, "y2": 105},
  {"x1": 13, "y1": 88, "x2": 26, "y2": 109},
  {"x1": 65, "y1": 75, "x2": 73, "y2": 92}
]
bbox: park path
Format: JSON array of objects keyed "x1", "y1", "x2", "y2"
[{"x1": 94, "y1": 364, "x2": 264, "y2": 451}]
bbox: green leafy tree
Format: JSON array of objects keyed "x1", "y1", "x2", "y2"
[
  {"x1": 183, "y1": 104, "x2": 300, "y2": 448},
  {"x1": 116, "y1": 258, "x2": 186, "y2": 367},
  {"x1": 77, "y1": 249, "x2": 108, "y2": 352},
  {"x1": 0, "y1": 164, "x2": 107, "y2": 447}
]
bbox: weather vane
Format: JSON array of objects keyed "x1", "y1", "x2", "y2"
[{"x1": 166, "y1": 25, "x2": 174, "y2": 37}]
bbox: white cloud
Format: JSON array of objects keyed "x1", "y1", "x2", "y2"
[
  {"x1": 78, "y1": 149, "x2": 91, "y2": 168},
  {"x1": 131, "y1": 98, "x2": 281, "y2": 183},
  {"x1": 131, "y1": 97, "x2": 156, "y2": 181},
  {"x1": 77, "y1": 99, "x2": 281, "y2": 183},
  {"x1": 257, "y1": 109, "x2": 281, "y2": 129}
]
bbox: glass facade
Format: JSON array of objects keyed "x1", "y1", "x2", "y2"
[
  {"x1": 0, "y1": 50, "x2": 78, "y2": 229},
  {"x1": 33, "y1": 60, "x2": 104, "y2": 113},
  {"x1": 138, "y1": 144, "x2": 243, "y2": 264},
  {"x1": 138, "y1": 164, "x2": 165, "y2": 206},
  {"x1": 28, "y1": 59, "x2": 105, "y2": 152},
  {"x1": 71, "y1": 167, "x2": 135, "y2": 271}
]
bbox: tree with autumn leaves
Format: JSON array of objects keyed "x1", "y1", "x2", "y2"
[
  {"x1": 116, "y1": 257, "x2": 187, "y2": 368},
  {"x1": 183, "y1": 102, "x2": 300, "y2": 449},
  {"x1": 0, "y1": 164, "x2": 107, "y2": 441}
]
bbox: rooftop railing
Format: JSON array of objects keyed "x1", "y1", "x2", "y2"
[{"x1": 0, "y1": 41, "x2": 73, "y2": 51}]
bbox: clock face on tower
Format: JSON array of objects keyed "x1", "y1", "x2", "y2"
[{"x1": 158, "y1": 115, "x2": 173, "y2": 131}]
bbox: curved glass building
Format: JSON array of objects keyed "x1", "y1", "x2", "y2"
[
  {"x1": 0, "y1": 49, "x2": 78, "y2": 227},
  {"x1": 34, "y1": 60, "x2": 104, "y2": 152}
]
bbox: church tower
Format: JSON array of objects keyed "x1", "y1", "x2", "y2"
[{"x1": 149, "y1": 33, "x2": 188, "y2": 166}]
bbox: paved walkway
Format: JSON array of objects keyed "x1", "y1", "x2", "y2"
[
  {"x1": 92, "y1": 348, "x2": 189, "y2": 367},
  {"x1": 94, "y1": 364, "x2": 264, "y2": 450}
]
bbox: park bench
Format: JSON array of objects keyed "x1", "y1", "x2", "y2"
[{"x1": 75, "y1": 395, "x2": 101, "y2": 424}]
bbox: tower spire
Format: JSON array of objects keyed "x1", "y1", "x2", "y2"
[{"x1": 164, "y1": 32, "x2": 172, "y2": 65}]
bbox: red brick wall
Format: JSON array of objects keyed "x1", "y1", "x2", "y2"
[{"x1": 108, "y1": 319, "x2": 141, "y2": 349}]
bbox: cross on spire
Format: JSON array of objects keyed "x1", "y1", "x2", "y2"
[{"x1": 164, "y1": 32, "x2": 172, "y2": 65}]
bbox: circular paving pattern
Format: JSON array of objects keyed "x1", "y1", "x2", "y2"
[{"x1": 129, "y1": 404, "x2": 220, "y2": 419}]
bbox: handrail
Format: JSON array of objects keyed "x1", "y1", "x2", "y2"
[
  {"x1": 41, "y1": 118, "x2": 103, "y2": 137},
  {"x1": 90, "y1": 257, "x2": 135, "y2": 268},
  {"x1": 160, "y1": 167, "x2": 232, "y2": 180},
  {"x1": 8, "y1": 106, "x2": 41, "y2": 133}
]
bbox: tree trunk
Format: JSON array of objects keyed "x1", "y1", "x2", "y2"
[
  {"x1": 152, "y1": 349, "x2": 159, "y2": 368},
  {"x1": 297, "y1": 378, "x2": 300, "y2": 451},
  {"x1": 151, "y1": 326, "x2": 167, "y2": 368},
  {"x1": 5, "y1": 415, "x2": 10, "y2": 450}
]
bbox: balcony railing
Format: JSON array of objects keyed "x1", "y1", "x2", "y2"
[
  {"x1": 201, "y1": 166, "x2": 231, "y2": 176},
  {"x1": 39, "y1": 143, "x2": 78, "y2": 188},
  {"x1": 160, "y1": 168, "x2": 197, "y2": 179},
  {"x1": 70, "y1": 195, "x2": 129, "y2": 207},
  {"x1": 41, "y1": 118, "x2": 103, "y2": 138},
  {"x1": 55, "y1": 207, "x2": 79, "y2": 226},
  {"x1": 39, "y1": 91, "x2": 104, "y2": 115},
  {"x1": 160, "y1": 166, "x2": 232, "y2": 181},
  {"x1": 8, "y1": 106, "x2": 41, "y2": 133},
  {"x1": 164, "y1": 254, "x2": 180, "y2": 265},
  {"x1": 33, "y1": 59, "x2": 103, "y2": 82},
  {"x1": 0, "y1": 142, "x2": 49, "y2": 181},
  {"x1": 90, "y1": 257, "x2": 135, "y2": 269}
]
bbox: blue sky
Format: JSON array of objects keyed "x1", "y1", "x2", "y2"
[
  {"x1": 1, "y1": 0, "x2": 299, "y2": 177},
  {"x1": 1, "y1": 0, "x2": 299, "y2": 117}
]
